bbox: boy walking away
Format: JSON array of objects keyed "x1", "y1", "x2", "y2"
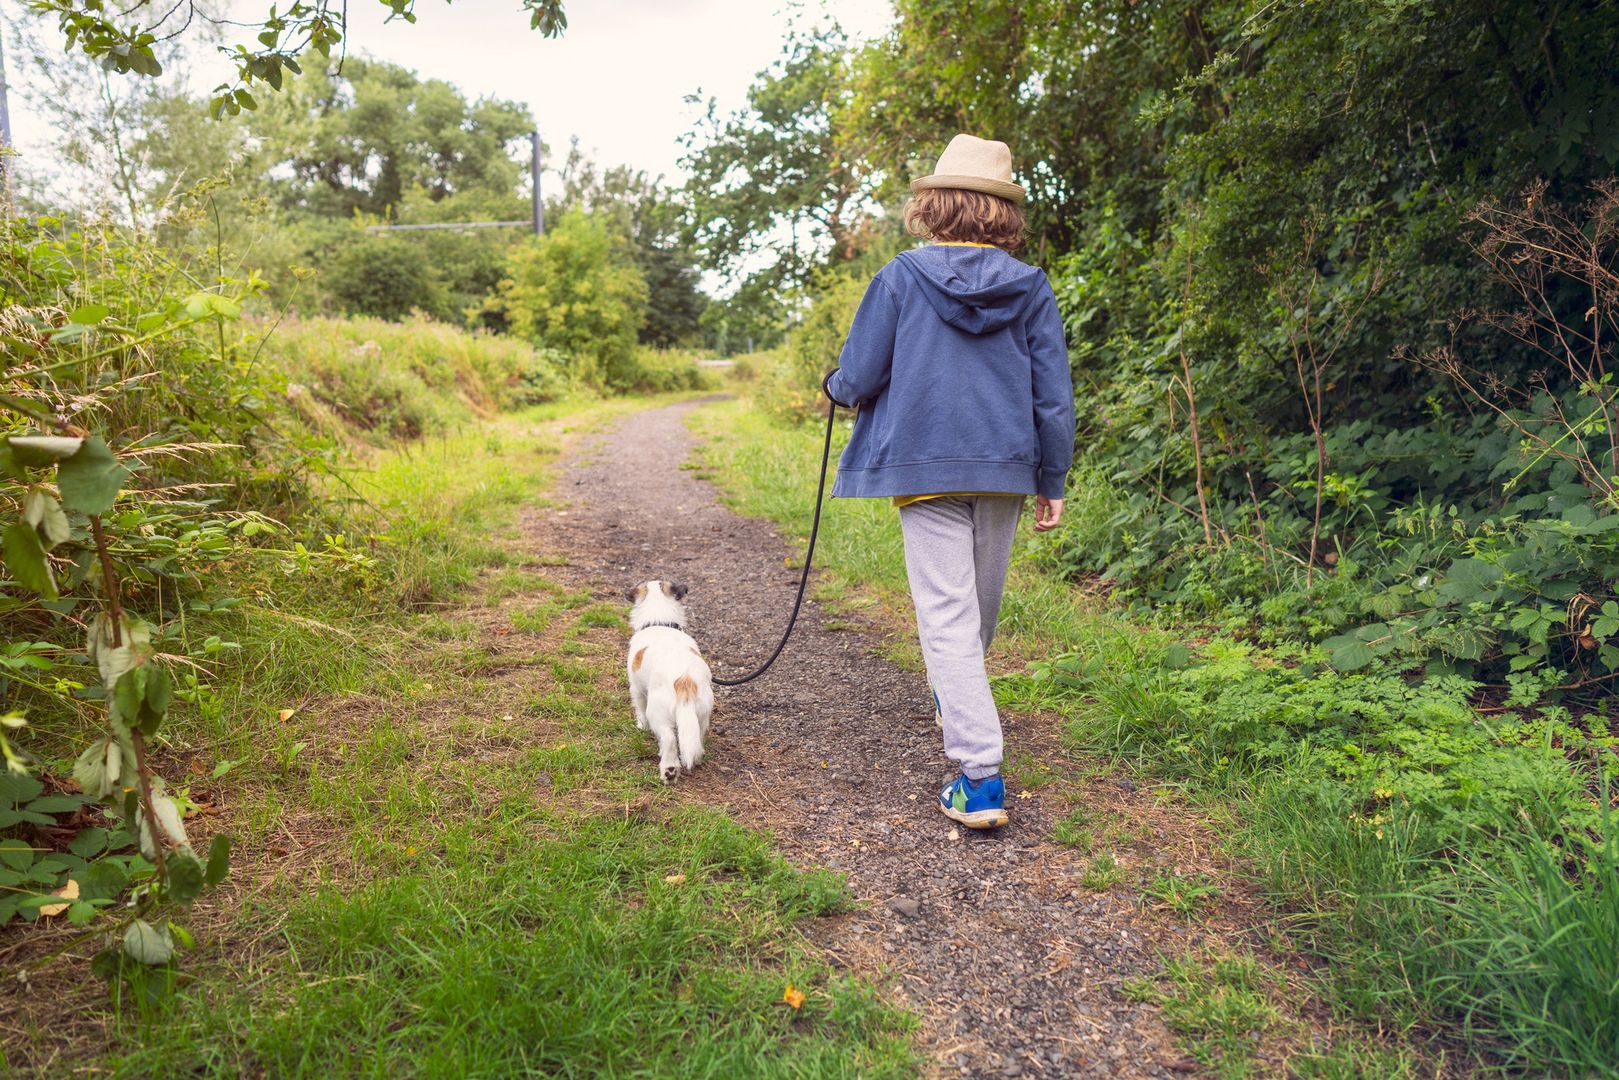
[{"x1": 823, "y1": 134, "x2": 1075, "y2": 830}]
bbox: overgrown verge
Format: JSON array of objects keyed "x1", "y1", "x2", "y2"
[
  {"x1": 3, "y1": 376, "x2": 914, "y2": 1070},
  {"x1": 3, "y1": 210, "x2": 885, "y2": 1074}
]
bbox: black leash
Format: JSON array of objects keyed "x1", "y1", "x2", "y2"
[{"x1": 712, "y1": 396, "x2": 839, "y2": 686}]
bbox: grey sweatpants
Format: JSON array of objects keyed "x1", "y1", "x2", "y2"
[{"x1": 898, "y1": 495, "x2": 1023, "y2": 780}]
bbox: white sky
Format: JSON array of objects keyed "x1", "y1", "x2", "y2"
[{"x1": 6, "y1": 0, "x2": 896, "y2": 187}]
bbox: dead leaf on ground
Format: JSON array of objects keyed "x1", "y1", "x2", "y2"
[{"x1": 38, "y1": 878, "x2": 79, "y2": 918}]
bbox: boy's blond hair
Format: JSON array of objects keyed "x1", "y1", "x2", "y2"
[{"x1": 902, "y1": 188, "x2": 1026, "y2": 253}]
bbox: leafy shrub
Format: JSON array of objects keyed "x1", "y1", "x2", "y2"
[
  {"x1": 1, "y1": 215, "x2": 251, "y2": 970},
  {"x1": 757, "y1": 274, "x2": 865, "y2": 421},
  {"x1": 613, "y1": 346, "x2": 716, "y2": 394},
  {"x1": 328, "y1": 234, "x2": 453, "y2": 323},
  {"x1": 491, "y1": 210, "x2": 649, "y2": 389},
  {"x1": 1026, "y1": 631, "x2": 1618, "y2": 1069}
]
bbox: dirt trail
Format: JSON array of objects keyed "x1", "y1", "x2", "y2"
[{"x1": 532, "y1": 398, "x2": 1187, "y2": 1077}]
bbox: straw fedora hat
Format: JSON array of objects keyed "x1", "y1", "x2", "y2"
[{"x1": 910, "y1": 133, "x2": 1025, "y2": 204}]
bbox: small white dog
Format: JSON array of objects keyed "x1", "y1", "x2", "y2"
[{"x1": 625, "y1": 580, "x2": 714, "y2": 783}]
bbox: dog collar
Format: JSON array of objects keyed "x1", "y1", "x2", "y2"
[{"x1": 639, "y1": 620, "x2": 686, "y2": 631}]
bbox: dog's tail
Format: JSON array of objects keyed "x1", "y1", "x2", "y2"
[{"x1": 673, "y1": 673, "x2": 704, "y2": 771}]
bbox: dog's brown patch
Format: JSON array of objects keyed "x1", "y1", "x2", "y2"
[
  {"x1": 632, "y1": 647, "x2": 646, "y2": 671},
  {"x1": 673, "y1": 674, "x2": 698, "y2": 702},
  {"x1": 660, "y1": 581, "x2": 675, "y2": 598},
  {"x1": 633, "y1": 583, "x2": 648, "y2": 603}
]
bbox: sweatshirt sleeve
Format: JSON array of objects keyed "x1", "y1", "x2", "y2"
[
  {"x1": 825, "y1": 275, "x2": 899, "y2": 407},
  {"x1": 1027, "y1": 283, "x2": 1076, "y2": 499}
]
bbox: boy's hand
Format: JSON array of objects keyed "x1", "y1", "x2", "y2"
[{"x1": 1034, "y1": 496, "x2": 1064, "y2": 532}]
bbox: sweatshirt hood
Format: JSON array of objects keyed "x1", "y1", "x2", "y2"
[{"x1": 892, "y1": 246, "x2": 1046, "y2": 334}]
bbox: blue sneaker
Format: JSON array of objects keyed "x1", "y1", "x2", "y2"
[{"x1": 939, "y1": 773, "x2": 1008, "y2": 829}]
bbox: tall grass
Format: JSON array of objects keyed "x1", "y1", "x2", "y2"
[{"x1": 261, "y1": 315, "x2": 572, "y2": 443}]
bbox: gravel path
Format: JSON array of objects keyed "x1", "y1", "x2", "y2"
[{"x1": 529, "y1": 398, "x2": 1186, "y2": 1078}]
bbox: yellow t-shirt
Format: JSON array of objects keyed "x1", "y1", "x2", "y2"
[
  {"x1": 892, "y1": 242, "x2": 1008, "y2": 509},
  {"x1": 893, "y1": 493, "x2": 1005, "y2": 508}
]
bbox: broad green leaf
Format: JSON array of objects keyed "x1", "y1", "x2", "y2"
[
  {"x1": 7, "y1": 435, "x2": 84, "y2": 466},
  {"x1": 0, "y1": 839, "x2": 35, "y2": 870},
  {"x1": 25, "y1": 794, "x2": 89, "y2": 814},
  {"x1": 144, "y1": 665, "x2": 173, "y2": 716},
  {"x1": 1330, "y1": 640, "x2": 1377, "y2": 671},
  {"x1": 3, "y1": 519, "x2": 58, "y2": 598},
  {"x1": 1436, "y1": 558, "x2": 1503, "y2": 605},
  {"x1": 23, "y1": 489, "x2": 72, "y2": 548},
  {"x1": 164, "y1": 851, "x2": 205, "y2": 904},
  {"x1": 123, "y1": 919, "x2": 173, "y2": 965},
  {"x1": 74, "y1": 860, "x2": 128, "y2": 901},
  {"x1": 56, "y1": 436, "x2": 129, "y2": 515},
  {"x1": 204, "y1": 834, "x2": 231, "y2": 885},
  {"x1": 67, "y1": 900, "x2": 98, "y2": 925},
  {"x1": 113, "y1": 667, "x2": 147, "y2": 726},
  {"x1": 67, "y1": 303, "x2": 111, "y2": 325},
  {"x1": 68, "y1": 826, "x2": 110, "y2": 858},
  {"x1": 0, "y1": 771, "x2": 44, "y2": 805}
]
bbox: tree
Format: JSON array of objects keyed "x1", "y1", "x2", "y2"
[
  {"x1": 553, "y1": 144, "x2": 707, "y2": 347},
  {"x1": 681, "y1": 26, "x2": 879, "y2": 294},
  {"x1": 248, "y1": 57, "x2": 534, "y2": 222},
  {"x1": 26, "y1": 0, "x2": 566, "y2": 118},
  {"x1": 491, "y1": 210, "x2": 649, "y2": 388}
]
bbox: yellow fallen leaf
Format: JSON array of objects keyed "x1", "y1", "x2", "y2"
[
  {"x1": 1016, "y1": 790, "x2": 1033, "y2": 800},
  {"x1": 38, "y1": 878, "x2": 79, "y2": 918},
  {"x1": 277, "y1": 708, "x2": 295, "y2": 722},
  {"x1": 663, "y1": 873, "x2": 686, "y2": 885},
  {"x1": 405, "y1": 846, "x2": 418, "y2": 856},
  {"x1": 782, "y1": 985, "x2": 805, "y2": 1010},
  {"x1": 820, "y1": 760, "x2": 827, "y2": 769}
]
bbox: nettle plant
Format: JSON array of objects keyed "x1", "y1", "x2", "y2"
[{"x1": 0, "y1": 218, "x2": 273, "y2": 990}]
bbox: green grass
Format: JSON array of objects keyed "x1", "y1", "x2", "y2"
[
  {"x1": 1080, "y1": 853, "x2": 1123, "y2": 891},
  {"x1": 1122, "y1": 949, "x2": 1281, "y2": 1079},
  {"x1": 7, "y1": 394, "x2": 916, "y2": 1074},
  {"x1": 1050, "y1": 808, "x2": 1095, "y2": 851},
  {"x1": 106, "y1": 811, "x2": 912, "y2": 1077},
  {"x1": 1143, "y1": 871, "x2": 1221, "y2": 917}
]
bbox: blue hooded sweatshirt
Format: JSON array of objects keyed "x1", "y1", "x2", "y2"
[{"x1": 825, "y1": 245, "x2": 1076, "y2": 500}]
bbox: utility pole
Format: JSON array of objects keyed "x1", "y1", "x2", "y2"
[{"x1": 0, "y1": 18, "x2": 14, "y2": 206}]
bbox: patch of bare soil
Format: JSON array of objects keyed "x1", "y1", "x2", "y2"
[{"x1": 530, "y1": 398, "x2": 1205, "y2": 1078}]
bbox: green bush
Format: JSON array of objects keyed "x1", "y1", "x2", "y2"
[
  {"x1": 492, "y1": 210, "x2": 649, "y2": 390},
  {"x1": 613, "y1": 346, "x2": 716, "y2": 394},
  {"x1": 328, "y1": 234, "x2": 453, "y2": 323},
  {"x1": 757, "y1": 275, "x2": 865, "y2": 422}
]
